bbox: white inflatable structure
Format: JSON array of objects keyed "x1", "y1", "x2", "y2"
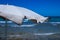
[{"x1": 0, "y1": 4, "x2": 48, "y2": 24}]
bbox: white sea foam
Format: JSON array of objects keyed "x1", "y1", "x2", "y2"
[{"x1": 34, "y1": 33, "x2": 55, "y2": 35}]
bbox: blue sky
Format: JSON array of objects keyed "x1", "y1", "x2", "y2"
[{"x1": 0, "y1": 0, "x2": 60, "y2": 16}]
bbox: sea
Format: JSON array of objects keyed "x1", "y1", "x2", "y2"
[{"x1": 0, "y1": 17, "x2": 60, "y2": 40}]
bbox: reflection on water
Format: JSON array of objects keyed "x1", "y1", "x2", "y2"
[{"x1": 0, "y1": 21, "x2": 60, "y2": 40}]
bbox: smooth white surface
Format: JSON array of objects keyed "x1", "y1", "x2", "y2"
[{"x1": 0, "y1": 5, "x2": 48, "y2": 24}]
